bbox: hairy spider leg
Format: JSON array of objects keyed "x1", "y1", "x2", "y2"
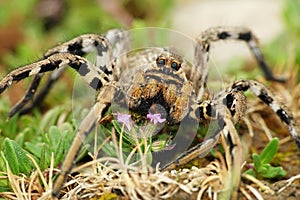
[
  {"x1": 6, "y1": 34, "x2": 112, "y2": 117},
  {"x1": 161, "y1": 97, "x2": 233, "y2": 170},
  {"x1": 162, "y1": 79, "x2": 299, "y2": 170},
  {"x1": 7, "y1": 73, "x2": 43, "y2": 118},
  {"x1": 0, "y1": 53, "x2": 111, "y2": 95},
  {"x1": 7, "y1": 29, "x2": 130, "y2": 117},
  {"x1": 51, "y1": 85, "x2": 116, "y2": 198},
  {"x1": 193, "y1": 26, "x2": 285, "y2": 101},
  {"x1": 228, "y1": 79, "x2": 300, "y2": 149}
]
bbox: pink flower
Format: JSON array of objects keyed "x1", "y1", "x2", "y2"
[
  {"x1": 117, "y1": 112, "x2": 132, "y2": 130},
  {"x1": 147, "y1": 112, "x2": 166, "y2": 124}
]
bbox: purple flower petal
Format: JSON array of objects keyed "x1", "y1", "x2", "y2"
[
  {"x1": 147, "y1": 112, "x2": 166, "y2": 124},
  {"x1": 117, "y1": 112, "x2": 132, "y2": 130}
]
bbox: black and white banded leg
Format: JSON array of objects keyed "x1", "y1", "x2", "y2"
[
  {"x1": 192, "y1": 26, "x2": 285, "y2": 100},
  {"x1": 0, "y1": 53, "x2": 111, "y2": 95},
  {"x1": 6, "y1": 29, "x2": 129, "y2": 117},
  {"x1": 162, "y1": 79, "x2": 300, "y2": 171},
  {"x1": 227, "y1": 79, "x2": 300, "y2": 149},
  {"x1": 161, "y1": 91, "x2": 245, "y2": 171}
]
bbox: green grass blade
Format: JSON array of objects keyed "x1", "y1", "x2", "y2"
[{"x1": 252, "y1": 153, "x2": 261, "y2": 170}]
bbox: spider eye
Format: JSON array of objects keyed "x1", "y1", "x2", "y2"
[
  {"x1": 156, "y1": 58, "x2": 165, "y2": 66},
  {"x1": 171, "y1": 61, "x2": 180, "y2": 70}
]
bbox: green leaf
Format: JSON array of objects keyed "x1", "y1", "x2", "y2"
[
  {"x1": 111, "y1": 120, "x2": 134, "y2": 147},
  {"x1": 0, "y1": 114, "x2": 18, "y2": 139},
  {"x1": 0, "y1": 182, "x2": 11, "y2": 193},
  {"x1": 257, "y1": 164, "x2": 269, "y2": 174},
  {"x1": 2, "y1": 138, "x2": 32, "y2": 175},
  {"x1": 276, "y1": 167, "x2": 287, "y2": 177},
  {"x1": 49, "y1": 126, "x2": 62, "y2": 149},
  {"x1": 244, "y1": 169, "x2": 256, "y2": 177},
  {"x1": 62, "y1": 130, "x2": 75, "y2": 156},
  {"x1": 260, "y1": 138, "x2": 279, "y2": 165},
  {"x1": 2, "y1": 138, "x2": 19, "y2": 174},
  {"x1": 261, "y1": 165, "x2": 286, "y2": 178},
  {"x1": 112, "y1": 120, "x2": 123, "y2": 135},
  {"x1": 58, "y1": 122, "x2": 74, "y2": 135},
  {"x1": 54, "y1": 136, "x2": 64, "y2": 166},
  {"x1": 39, "y1": 107, "x2": 64, "y2": 131},
  {"x1": 39, "y1": 143, "x2": 48, "y2": 171},
  {"x1": 25, "y1": 142, "x2": 42, "y2": 158},
  {"x1": 0, "y1": 156, "x2": 6, "y2": 173},
  {"x1": 252, "y1": 153, "x2": 261, "y2": 170},
  {"x1": 14, "y1": 130, "x2": 26, "y2": 146}
]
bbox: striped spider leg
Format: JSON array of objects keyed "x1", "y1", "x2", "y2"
[
  {"x1": 192, "y1": 26, "x2": 285, "y2": 101},
  {"x1": 6, "y1": 29, "x2": 130, "y2": 118},
  {"x1": 162, "y1": 79, "x2": 300, "y2": 171}
]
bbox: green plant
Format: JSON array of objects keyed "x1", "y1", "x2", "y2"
[
  {"x1": 0, "y1": 101, "x2": 77, "y2": 192},
  {"x1": 244, "y1": 137, "x2": 286, "y2": 179}
]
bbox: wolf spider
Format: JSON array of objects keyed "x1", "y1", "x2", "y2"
[{"x1": 0, "y1": 27, "x2": 299, "y2": 198}]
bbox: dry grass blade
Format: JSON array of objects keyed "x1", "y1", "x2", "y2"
[
  {"x1": 1, "y1": 152, "x2": 23, "y2": 200},
  {"x1": 245, "y1": 184, "x2": 264, "y2": 200},
  {"x1": 242, "y1": 173, "x2": 274, "y2": 195},
  {"x1": 26, "y1": 154, "x2": 48, "y2": 190},
  {"x1": 277, "y1": 174, "x2": 300, "y2": 194}
]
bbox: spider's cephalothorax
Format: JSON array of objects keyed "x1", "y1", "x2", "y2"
[
  {"x1": 126, "y1": 53, "x2": 193, "y2": 124},
  {"x1": 0, "y1": 27, "x2": 299, "y2": 198}
]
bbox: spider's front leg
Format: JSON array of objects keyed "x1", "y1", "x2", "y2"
[
  {"x1": 51, "y1": 85, "x2": 117, "y2": 198},
  {"x1": 162, "y1": 77, "x2": 300, "y2": 170},
  {"x1": 5, "y1": 34, "x2": 112, "y2": 117},
  {"x1": 192, "y1": 26, "x2": 285, "y2": 100},
  {"x1": 161, "y1": 91, "x2": 246, "y2": 171},
  {"x1": 7, "y1": 74, "x2": 43, "y2": 117},
  {"x1": 0, "y1": 53, "x2": 110, "y2": 94},
  {"x1": 7, "y1": 29, "x2": 129, "y2": 117}
]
